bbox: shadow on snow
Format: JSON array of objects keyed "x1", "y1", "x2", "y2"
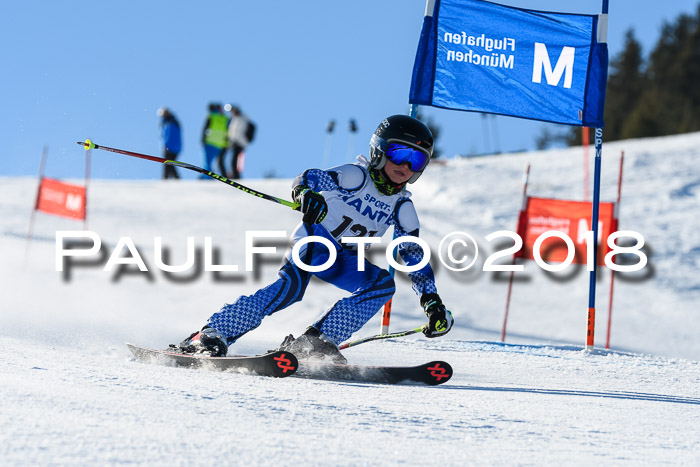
[{"x1": 445, "y1": 384, "x2": 700, "y2": 405}]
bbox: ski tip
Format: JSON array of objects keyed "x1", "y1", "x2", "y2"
[
  {"x1": 269, "y1": 350, "x2": 299, "y2": 377},
  {"x1": 424, "y1": 361, "x2": 453, "y2": 385},
  {"x1": 78, "y1": 139, "x2": 96, "y2": 151}
]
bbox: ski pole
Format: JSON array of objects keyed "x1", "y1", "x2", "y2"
[
  {"x1": 338, "y1": 326, "x2": 424, "y2": 350},
  {"x1": 77, "y1": 139, "x2": 300, "y2": 209}
]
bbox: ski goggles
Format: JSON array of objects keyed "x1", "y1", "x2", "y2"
[{"x1": 385, "y1": 142, "x2": 431, "y2": 172}]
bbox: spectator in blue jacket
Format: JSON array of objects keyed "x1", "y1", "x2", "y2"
[{"x1": 158, "y1": 107, "x2": 182, "y2": 179}]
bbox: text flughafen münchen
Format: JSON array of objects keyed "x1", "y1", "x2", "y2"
[{"x1": 443, "y1": 31, "x2": 516, "y2": 69}]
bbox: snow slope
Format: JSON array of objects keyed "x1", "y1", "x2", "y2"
[{"x1": 1, "y1": 132, "x2": 699, "y2": 464}]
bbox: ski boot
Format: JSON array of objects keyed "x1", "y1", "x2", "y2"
[
  {"x1": 175, "y1": 327, "x2": 228, "y2": 357},
  {"x1": 278, "y1": 326, "x2": 347, "y2": 364}
]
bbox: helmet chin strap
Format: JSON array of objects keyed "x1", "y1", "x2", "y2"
[{"x1": 369, "y1": 167, "x2": 406, "y2": 195}]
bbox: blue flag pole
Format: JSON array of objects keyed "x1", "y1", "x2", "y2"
[
  {"x1": 586, "y1": 0, "x2": 609, "y2": 350},
  {"x1": 587, "y1": 127, "x2": 603, "y2": 350}
]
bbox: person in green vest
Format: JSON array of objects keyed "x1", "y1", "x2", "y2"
[{"x1": 201, "y1": 103, "x2": 229, "y2": 178}]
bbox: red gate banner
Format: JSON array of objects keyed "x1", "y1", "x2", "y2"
[
  {"x1": 516, "y1": 197, "x2": 617, "y2": 265},
  {"x1": 36, "y1": 177, "x2": 86, "y2": 220}
]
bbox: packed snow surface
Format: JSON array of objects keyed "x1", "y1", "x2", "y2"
[{"x1": 2, "y1": 132, "x2": 699, "y2": 464}]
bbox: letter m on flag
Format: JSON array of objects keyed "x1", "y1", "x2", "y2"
[{"x1": 532, "y1": 43, "x2": 576, "y2": 89}]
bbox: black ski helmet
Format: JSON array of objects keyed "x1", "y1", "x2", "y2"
[{"x1": 369, "y1": 115, "x2": 434, "y2": 183}]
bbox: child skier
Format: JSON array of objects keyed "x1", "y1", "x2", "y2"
[{"x1": 178, "y1": 115, "x2": 453, "y2": 362}]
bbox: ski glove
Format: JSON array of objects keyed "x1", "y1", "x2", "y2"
[
  {"x1": 294, "y1": 187, "x2": 328, "y2": 225},
  {"x1": 421, "y1": 293, "x2": 454, "y2": 338}
]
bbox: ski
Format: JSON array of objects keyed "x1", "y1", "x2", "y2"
[
  {"x1": 126, "y1": 343, "x2": 298, "y2": 378},
  {"x1": 294, "y1": 360, "x2": 453, "y2": 386}
]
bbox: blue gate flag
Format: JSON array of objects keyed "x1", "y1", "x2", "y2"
[{"x1": 409, "y1": 0, "x2": 608, "y2": 127}]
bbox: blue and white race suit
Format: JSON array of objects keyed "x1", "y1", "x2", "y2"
[{"x1": 207, "y1": 158, "x2": 437, "y2": 345}]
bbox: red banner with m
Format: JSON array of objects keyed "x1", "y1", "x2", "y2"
[
  {"x1": 26, "y1": 146, "x2": 91, "y2": 253},
  {"x1": 503, "y1": 155, "x2": 624, "y2": 349},
  {"x1": 517, "y1": 197, "x2": 617, "y2": 266},
  {"x1": 36, "y1": 177, "x2": 87, "y2": 220}
]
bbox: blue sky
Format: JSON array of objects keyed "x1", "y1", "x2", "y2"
[{"x1": 1, "y1": 0, "x2": 698, "y2": 181}]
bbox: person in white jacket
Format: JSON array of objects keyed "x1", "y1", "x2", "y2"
[{"x1": 221, "y1": 104, "x2": 249, "y2": 179}]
